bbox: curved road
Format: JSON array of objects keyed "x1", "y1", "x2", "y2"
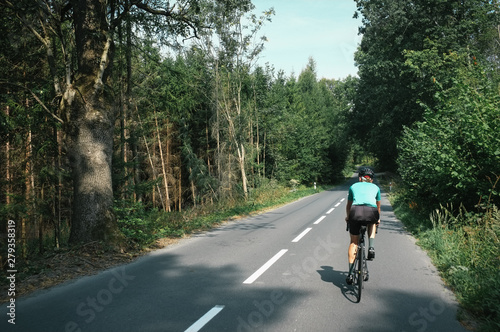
[{"x1": 1, "y1": 178, "x2": 467, "y2": 332}]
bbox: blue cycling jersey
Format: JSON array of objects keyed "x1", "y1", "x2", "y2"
[{"x1": 348, "y1": 182, "x2": 381, "y2": 207}]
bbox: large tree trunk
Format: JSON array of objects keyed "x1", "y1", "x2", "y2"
[
  {"x1": 64, "y1": 84, "x2": 118, "y2": 243},
  {"x1": 65, "y1": 0, "x2": 121, "y2": 244}
]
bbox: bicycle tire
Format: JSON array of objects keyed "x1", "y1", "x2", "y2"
[
  {"x1": 351, "y1": 255, "x2": 359, "y2": 301},
  {"x1": 356, "y1": 243, "x2": 364, "y2": 303}
]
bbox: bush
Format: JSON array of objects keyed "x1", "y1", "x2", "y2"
[
  {"x1": 114, "y1": 182, "x2": 326, "y2": 248},
  {"x1": 397, "y1": 62, "x2": 500, "y2": 212}
]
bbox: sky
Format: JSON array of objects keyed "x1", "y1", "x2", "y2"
[{"x1": 251, "y1": 0, "x2": 362, "y2": 80}]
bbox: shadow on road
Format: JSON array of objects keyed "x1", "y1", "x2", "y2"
[
  {"x1": 316, "y1": 265, "x2": 464, "y2": 331},
  {"x1": 2, "y1": 250, "x2": 309, "y2": 332},
  {"x1": 317, "y1": 265, "x2": 360, "y2": 303}
]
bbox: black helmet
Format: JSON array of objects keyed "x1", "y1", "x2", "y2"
[{"x1": 358, "y1": 167, "x2": 374, "y2": 179}]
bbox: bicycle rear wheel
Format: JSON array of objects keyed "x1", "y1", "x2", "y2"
[{"x1": 354, "y1": 245, "x2": 364, "y2": 303}]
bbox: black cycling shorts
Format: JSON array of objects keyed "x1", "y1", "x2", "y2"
[{"x1": 348, "y1": 205, "x2": 379, "y2": 236}]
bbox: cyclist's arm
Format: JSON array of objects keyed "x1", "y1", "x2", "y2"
[{"x1": 376, "y1": 200, "x2": 381, "y2": 224}]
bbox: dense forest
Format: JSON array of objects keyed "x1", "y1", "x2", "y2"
[
  {"x1": 0, "y1": 0, "x2": 360, "y2": 253},
  {"x1": 353, "y1": 0, "x2": 500, "y2": 209}
]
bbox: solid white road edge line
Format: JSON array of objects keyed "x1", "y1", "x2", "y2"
[
  {"x1": 184, "y1": 305, "x2": 225, "y2": 332},
  {"x1": 243, "y1": 249, "x2": 288, "y2": 284},
  {"x1": 314, "y1": 216, "x2": 326, "y2": 224},
  {"x1": 292, "y1": 228, "x2": 313, "y2": 242}
]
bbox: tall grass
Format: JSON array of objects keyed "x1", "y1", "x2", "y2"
[{"x1": 389, "y1": 191, "x2": 500, "y2": 331}]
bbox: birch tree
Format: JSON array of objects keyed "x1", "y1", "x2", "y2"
[{"x1": 196, "y1": 0, "x2": 273, "y2": 199}]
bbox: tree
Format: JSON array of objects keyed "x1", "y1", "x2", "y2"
[
  {"x1": 351, "y1": 0, "x2": 498, "y2": 170},
  {"x1": 261, "y1": 59, "x2": 352, "y2": 184},
  {"x1": 398, "y1": 53, "x2": 500, "y2": 211},
  {"x1": 1, "y1": 0, "x2": 209, "y2": 244},
  {"x1": 292, "y1": 58, "x2": 329, "y2": 183},
  {"x1": 258, "y1": 67, "x2": 290, "y2": 180},
  {"x1": 320, "y1": 75, "x2": 358, "y2": 180},
  {"x1": 195, "y1": 0, "x2": 273, "y2": 199},
  {"x1": 0, "y1": 7, "x2": 69, "y2": 255}
]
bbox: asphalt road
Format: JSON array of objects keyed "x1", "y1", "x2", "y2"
[{"x1": 1, "y1": 178, "x2": 468, "y2": 332}]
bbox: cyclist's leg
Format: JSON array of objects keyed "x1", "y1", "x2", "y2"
[
  {"x1": 348, "y1": 233, "x2": 359, "y2": 266},
  {"x1": 348, "y1": 215, "x2": 361, "y2": 266},
  {"x1": 365, "y1": 223, "x2": 375, "y2": 260},
  {"x1": 368, "y1": 206, "x2": 379, "y2": 259},
  {"x1": 368, "y1": 223, "x2": 377, "y2": 239},
  {"x1": 347, "y1": 214, "x2": 361, "y2": 283},
  {"x1": 346, "y1": 233, "x2": 358, "y2": 285}
]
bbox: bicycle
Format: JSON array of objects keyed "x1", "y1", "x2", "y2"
[{"x1": 346, "y1": 223, "x2": 372, "y2": 303}]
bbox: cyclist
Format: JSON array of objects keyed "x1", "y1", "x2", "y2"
[{"x1": 345, "y1": 167, "x2": 381, "y2": 285}]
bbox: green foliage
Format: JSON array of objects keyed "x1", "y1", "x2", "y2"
[
  {"x1": 115, "y1": 201, "x2": 159, "y2": 246},
  {"x1": 264, "y1": 62, "x2": 356, "y2": 184},
  {"x1": 397, "y1": 59, "x2": 500, "y2": 211},
  {"x1": 276, "y1": 60, "x2": 329, "y2": 183},
  {"x1": 352, "y1": 0, "x2": 500, "y2": 171},
  {"x1": 115, "y1": 182, "x2": 325, "y2": 247}
]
